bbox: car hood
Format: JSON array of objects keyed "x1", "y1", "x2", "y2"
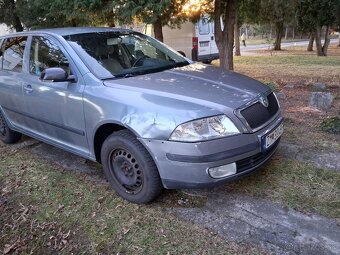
[{"x1": 103, "y1": 63, "x2": 269, "y2": 112}]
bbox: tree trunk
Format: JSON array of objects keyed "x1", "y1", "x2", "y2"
[
  {"x1": 71, "y1": 19, "x2": 78, "y2": 27},
  {"x1": 153, "y1": 19, "x2": 163, "y2": 42},
  {"x1": 9, "y1": 0, "x2": 23, "y2": 32},
  {"x1": 314, "y1": 26, "x2": 325, "y2": 56},
  {"x1": 273, "y1": 22, "x2": 284, "y2": 50},
  {"x1": 234, "y1": 13, "x2": 241, "y2": 56},
  {"x1": 322, "y1": 25, "x2": 330, "y2": 56},
  {"x1": 13, "y1": 15, "x2": 23, "y2": 32},
  {"x1": 284, "y1": 26, "x2": 288, "y2": 40},
  {"x1": 107, "y1": 20, "x2": 116, "y2": 27},
  {"x1": 307, "y1": 33, "x2": 314, "y2": 51},
  {"x1": 338, "y1": 33, "x2": 340, "y2": 47},
  {"x1": 292, "y1": 26, "x2": 295, "y2": 39},
  {"x1": 214, "y1": 0, "x2": 236, "y2": 70}
]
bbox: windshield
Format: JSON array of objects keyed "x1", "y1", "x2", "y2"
[{"x1": 65, "y1": 31, "x2": 189, "y2": 79}]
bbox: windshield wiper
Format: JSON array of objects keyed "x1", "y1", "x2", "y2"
[
  {"x1": 103, "y1": 61, "x2": 190, "y2": 80},
  {"x1": 171, "y1": 61, "x2": 189, "y2": 68},
  {"x1": 124, "y1": 73, "x2": 135, "y2": 78}
]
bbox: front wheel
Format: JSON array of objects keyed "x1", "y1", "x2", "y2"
[
  {"x1": 101, "y1": 130, "x2": 163, "y2": 204},
  {"x1": 0, "y1": 110, "x2": 22, "y2": 144}
]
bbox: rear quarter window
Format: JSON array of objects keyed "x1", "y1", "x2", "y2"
[{"x1": 1, "y1": 36, "x2": 27, "y2": 72}]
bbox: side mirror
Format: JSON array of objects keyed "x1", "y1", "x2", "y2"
[{"x1": 40, "y1": 67, "x2": 76, "y2": 82}]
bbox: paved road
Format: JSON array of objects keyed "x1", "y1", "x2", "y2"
[{"x1": 241, "y1": 38, "x2": 338, "y2": 52}]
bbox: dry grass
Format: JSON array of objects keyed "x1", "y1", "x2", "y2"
[
  {"x1": 233, "y1": 45, "x2": 340, "y2": 86},
  {"x1": 215, "y1": 44, "x2": 340, "y2": 151},
  {"x1": 223, "y1": 156, "x2": 340, "y2": 219},
  {"x1": 1, "y1": 44, "x2": 340, "y2": 254},
  {"x1": 0, "y1": 145, "x2": 263, "y2": 255}
]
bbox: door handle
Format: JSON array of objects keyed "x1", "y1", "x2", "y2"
[{"x1": 23, "y1": 84, "x2": 33, "y2": 93}]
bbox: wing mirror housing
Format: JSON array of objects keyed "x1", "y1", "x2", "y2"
[{"x1": 40, "y1": 67, "x2": 76, "y2": 82}]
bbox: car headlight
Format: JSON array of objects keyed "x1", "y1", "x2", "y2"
[{"x1": 169, "y1": 115, "x2": 240, "y2": 142}]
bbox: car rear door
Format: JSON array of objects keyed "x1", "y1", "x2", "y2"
[
  {"x1": 197, "y1": 17, "x2": 212, "y2": 58},
  {"x1": 209, "y1": 21, "x2": 219, "y2": 55},
  {"x1": 22, "y1": 35, "x2": 89, "y2": 156},
  {"x1": 0, "y1": 36, "x2": 28, "y2": 128}
]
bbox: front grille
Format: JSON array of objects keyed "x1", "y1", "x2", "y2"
[
  {"x1": 240, "y1": 93, "x2": 279, "y2": 130},
  {"x1": 236, "y1": 138, "x2": 280, "y2": 173}
]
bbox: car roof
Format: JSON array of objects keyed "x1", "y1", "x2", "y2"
[{"x1": 0, "y1": 27, "x2": 134, "y2": 38}]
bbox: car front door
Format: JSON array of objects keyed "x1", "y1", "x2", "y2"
[
  {"x1": 0, "y1": 36, "x2": 28, "y2": 127},
  {"x1": 22, "y1": 35, "x2": 89, "y2": 156}
]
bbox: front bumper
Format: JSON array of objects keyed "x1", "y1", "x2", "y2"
[{"x1": 139, "y1": 115, "x2": 283, "y2": 189}]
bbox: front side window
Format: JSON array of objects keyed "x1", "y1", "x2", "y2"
[
  {"x1": 29, "y1": 36, "x2": 70, "y2": 76},
  {"x1": 1, "y1": 36, "x2": 27, "y2": 72},
  {"x1": 66, "y1": 32, "x2": 188, "y2": 79}
]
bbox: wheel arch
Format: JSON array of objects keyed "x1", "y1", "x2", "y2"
[{"x1": 93, "y1": 122, "x2": 140, "y2": 163}]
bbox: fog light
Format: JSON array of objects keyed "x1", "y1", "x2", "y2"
[{"x1": 208, "y1": 163, "x2": 237, "y2": 179}]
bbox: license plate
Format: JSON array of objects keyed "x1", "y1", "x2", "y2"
[
  {"x1": 262, "y1": 123, "x2": 283, "y2": 150},
  {"x1": 200, "y1": 41, "x2": 209, "y2": 47}
]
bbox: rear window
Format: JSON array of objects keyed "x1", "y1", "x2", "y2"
[{"x1": 198, "y1": 18, "x2": 210, "y2": 35}]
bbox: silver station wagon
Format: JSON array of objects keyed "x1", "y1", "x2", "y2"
[{"x1": 0, "y1": 28, "x2": 283, "y2": 203}]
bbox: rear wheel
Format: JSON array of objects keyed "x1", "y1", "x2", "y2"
[
  {"x1": 0, "y1": 110, "x2": 22, "y2": 144},
  {"x1": 101, "y1": 130, "x2": 163, "y2": 204}
]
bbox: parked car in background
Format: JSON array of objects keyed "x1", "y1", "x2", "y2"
[
  {"x1": 0, "y1": 27, "x2": 283, "y2": 204},
  {"x1": 145, "y1": 17, "x2": 219, "y2": 63}
]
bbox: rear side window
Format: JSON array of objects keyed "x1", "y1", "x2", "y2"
[
  {"x1": 29, "y1": 36, "x2": 70, "y2": 76},
  {"x1": 1, "y1": 36, "x2": 27, "y2": 72},
  {"x1": 198, "y1": 18, "x2": 210, "y2": 35}
]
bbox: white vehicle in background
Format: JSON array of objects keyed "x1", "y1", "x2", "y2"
[
  {"x1": 0, "y1": 24, "x2": 10, "y2": 36},
  {"x1": 144, "y1": 17, "x2": 219, "y2": 63}
]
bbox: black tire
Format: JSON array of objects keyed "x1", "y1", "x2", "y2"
[
  {"x1": 177, "y1": 51, "x2": 186, "y2": 57},
  {"x1": 202, "y1": 60, "x2": 212, "y2": 64},
  {"x1": 101, "y1": 130, "x2": 163, "y2": 204},
  {"x1": 0, "y1": 110, "x2": 22, "y2": 144}
]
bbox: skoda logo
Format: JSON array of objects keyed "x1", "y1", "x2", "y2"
[{"x1": 259, "y1": 95, "x2": 269, "y2": 107}]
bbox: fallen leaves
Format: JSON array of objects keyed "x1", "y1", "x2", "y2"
[
  {"x1": 57, "y1": 204, "x2": 65, "y2": 212},
  {"x1": 47, "y1": 229, "x2": 72, "y2": 251},
  {"x1": 3, "y1": 238, "x2": 25, "y2": 254},
  {"x1": 122, "y1": 226, "x2": 130, "y2": 235}
]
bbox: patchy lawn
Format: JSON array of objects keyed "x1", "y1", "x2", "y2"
[
  {"x1": 0, "y1": 145, "x2": 262, "y2": 254},
  {"x1": 215, "y1": 45, "x2": 340, "y2": 151},
  {"x1": 1, "y1": 44, "x2": 340, "y2": 254},
  {"x1": 224, "y1": 156, "x2": 340, "y2": 219},
  {"x1": 233, "y1": 45, "x2": 340, "y2": 85}
]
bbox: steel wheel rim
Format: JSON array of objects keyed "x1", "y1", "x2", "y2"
[{"x1": 109, "y1": 148, "x2": 143, "y2": 194}]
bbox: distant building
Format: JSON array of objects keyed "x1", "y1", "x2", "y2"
[{"x1": 0, "y1": 24, "x2": 10, "y2": 36}]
